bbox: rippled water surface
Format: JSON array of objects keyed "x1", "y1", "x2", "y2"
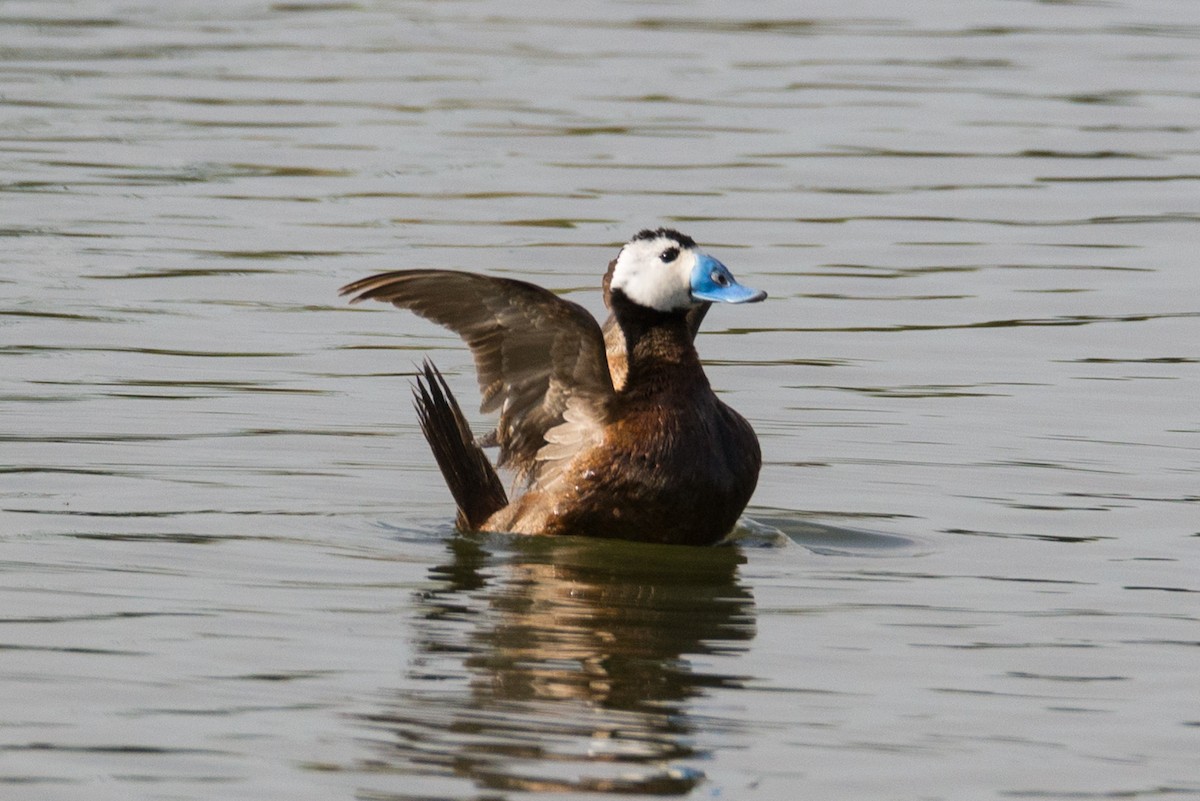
[{"x1": 3, "y1": 1, "x2": 1199, "y2": 799}]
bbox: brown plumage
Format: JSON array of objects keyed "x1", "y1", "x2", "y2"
[
  {"x1": 600, "y1": 255, "x2": 709, "y2": 391},
  {"x1": 411, "y1": 361, "x2": 508, "y2": 531},
  {"x1": 340, "y1": 228, "x2": 764, "y2": 545}
]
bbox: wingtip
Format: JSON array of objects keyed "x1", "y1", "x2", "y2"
[
  {"x1": 338, "y1": 283, "x2": 367, "y2": 304},
  {"x1": 338, "y1": 271, "x2": 409, "y2": 304},
  {"x1": 337, "y1": 276, "x2": 367, "y2": 300}
]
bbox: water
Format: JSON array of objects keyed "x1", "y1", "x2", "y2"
[{"x1": 2, "y1": 1, "x2": 1199, "y2": 799}]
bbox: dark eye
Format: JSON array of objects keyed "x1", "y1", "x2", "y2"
[
  {"x1": 711, "y1": 269, "x2": 730, "y2": 287},
  {"x1": 660, "y1": 247, "x2": 679, "y2": 263}
]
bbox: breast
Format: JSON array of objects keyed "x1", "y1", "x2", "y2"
[{"x1": 541, "y1": 396, "x2": 762, "y2": 545}]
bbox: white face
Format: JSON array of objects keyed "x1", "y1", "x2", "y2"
[{"x1": 608, "y1": 235, "x2": 700, "y2": 312}]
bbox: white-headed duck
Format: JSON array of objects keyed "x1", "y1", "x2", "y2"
[{"x1": 340, "y1": 228, "x2": 765, "y2": 545}]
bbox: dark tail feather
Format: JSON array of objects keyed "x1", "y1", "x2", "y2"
[{"x1": 412, "y1": 360, "x2": 508, "y2": 530}]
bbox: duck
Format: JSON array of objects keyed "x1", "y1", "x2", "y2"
[{"x1": 339, "y1": 227, "x2": 766, "y2": 546}]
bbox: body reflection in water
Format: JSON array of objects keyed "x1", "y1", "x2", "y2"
[{"x1": 361, "y1": 535, "x2": 756, "y2": 797}]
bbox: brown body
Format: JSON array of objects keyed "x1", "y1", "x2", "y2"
[
  {"x1": 487, "y1": 298, "x2": 757, "y2": 545},
  {"x1": 340, "y1": 229, "x2": 762, "y2": 546}
]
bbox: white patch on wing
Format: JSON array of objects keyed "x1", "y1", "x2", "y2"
[{"x1": 533, "y1": 395, "x2": 605, "y2": 488}]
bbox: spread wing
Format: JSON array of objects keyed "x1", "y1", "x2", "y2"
[{"x1": 340, "y1": 270, "x2": 614, "y2": 479}]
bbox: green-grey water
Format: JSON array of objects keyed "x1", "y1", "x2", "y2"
[{"x1": 2, "y1": 2, "x2": 1199, "y2": 799}]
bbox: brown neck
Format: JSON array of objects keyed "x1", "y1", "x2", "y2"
[{"x1": 611, "y1": 290, "x2": 707, "y2": 392}]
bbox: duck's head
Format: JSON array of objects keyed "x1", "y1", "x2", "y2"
[{"x1": 608, "y1": 228, "x2": 767, "y2": 313}]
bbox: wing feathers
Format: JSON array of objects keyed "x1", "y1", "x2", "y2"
[{"x1": 341, "y1": 270, "x2": 613, "y2": 479}]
